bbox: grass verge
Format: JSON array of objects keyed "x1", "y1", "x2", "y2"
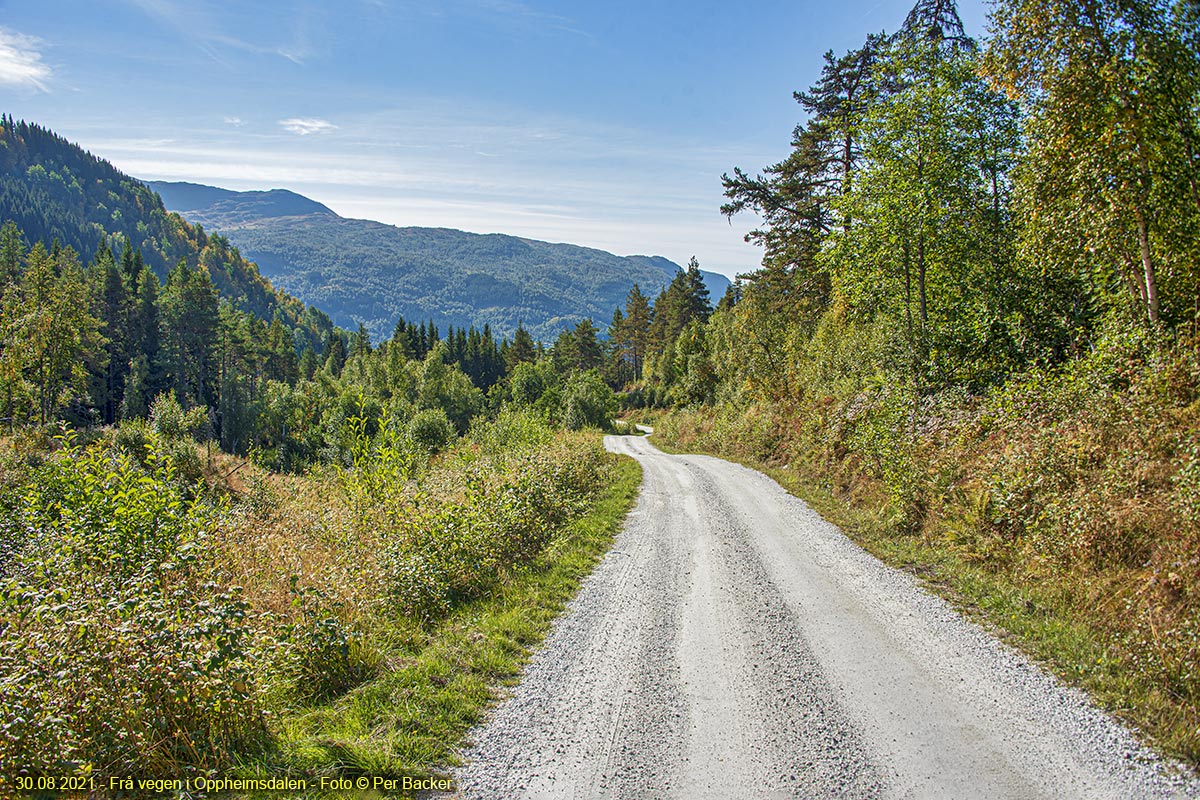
[
  {"x1": 647, "y1": 418, "x2": 1198, "y2": 768},
  {"x1": 239, "y1": 452, "x2": 642, "y2": 798}
]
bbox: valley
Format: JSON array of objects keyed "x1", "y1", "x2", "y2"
[
  {"x1": 0, "y1": 0, "x2": 1197, "y2": 795},
  {"x1": 150, "y1": 180, "x2": 730, "y2": 342}
]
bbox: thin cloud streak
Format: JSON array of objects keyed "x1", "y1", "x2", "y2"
[
  {"x1": 470, "y1": 0, "x2": 592, "y2": 38},
  {"x1": 278, "y1": 118, "x2": 337, "y2": 135},
  {"x1": 0, "y1": 28, "x2": 52, "y2": 92},
  {"x1": 126, "y1": 0, "x2": 319, "y2": 66}
]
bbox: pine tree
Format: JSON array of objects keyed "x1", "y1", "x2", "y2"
[
  {"x1": 391, "y1": 316, "x2": 414, "y2": 360},
  {"x1": 266, "y1": 317, "x2": 299, "y2": 383},
  {"x1": 607, "y1": 283, "x2": 654, "y2": 385},
  {"x1": 351, "y1": 323, "x2": 372, "y2": 359},
  {"x1": 324, "y1": 330, "x2": 348, "y2": 377},
  {"x1": 506, "y1": 324, "x2": 537, "y2": 369},
  {"x1": 0, "y1": 221, "x2": 24, "y2": 288},
  {"x1": 89, "y1": 245, "x2": 132, "y2": 422},
  {"x1": 160, "y1": 258, "x2": 219, "y2": 408},
  {"x1": 722, "y1": 31, "x2": 884, "y2": 298},
  {"x1": 683, "y1": 258, "x2": 712, "y2": 323},
  {"x1": 298, "y1": 346, "x2": 318, "y2": 380},
  {"x1": 573, "y1": 319, "x2": 603, "y2": 372}
]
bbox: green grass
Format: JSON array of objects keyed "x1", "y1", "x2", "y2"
[
  {"x1": 648, "y1": 424, "x2": 1197, "y2": 766},
  {"x1": 238, "y1": 453, "x2": 642, "y2": 798}
]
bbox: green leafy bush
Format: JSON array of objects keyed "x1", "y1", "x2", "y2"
[
  {"x1": 265, "y1": 578, "x2": 378, "y2": 706},
  {"x1": 384, "y1": 429, "x2": 605, "y2": 622},
  {"x1": 149, "y1": 392, "x2": 211, "y2": 441},
  {"x1": 0, "y1": 432, "x2": 263, "y2": 782},
  {"x1": 469, "y1": 408, "x2": 553, "y2": 456},
  {"x1": 562, "y1": 370, "x2": 614, "y2": 431},
  {"x1": 407, "y1": 407, "x2": 454, "y2": 454}
]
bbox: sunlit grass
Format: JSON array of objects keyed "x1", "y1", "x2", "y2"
[
  {"x1": 238, "y1": 455, "x2": 642, "y2": 798},
  {"x1": 652, "y1": 401, "x2": 1200, "y2": 765}
]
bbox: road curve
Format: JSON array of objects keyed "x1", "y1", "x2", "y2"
[{"x1": 454, "y1": 435, "x2": 1198, "y2": 799}]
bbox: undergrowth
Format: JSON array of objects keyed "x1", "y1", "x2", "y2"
[
  {"x1": 0, "y1": 408, "x2": 629, "y2": 797},
  {"x1": 650, "y1": 328, "x2": 1200, "y2": 763}
]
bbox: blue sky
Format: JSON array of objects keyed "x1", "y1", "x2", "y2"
[{"x1": 0, "y1": 0, "x2": 989, "y2": 278}]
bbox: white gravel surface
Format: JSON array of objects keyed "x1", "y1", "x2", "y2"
[{"x1": 451, "y1": 435, "x2": 1199, "y2": 799}]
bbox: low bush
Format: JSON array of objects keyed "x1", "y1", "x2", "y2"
[
  {"x1": 385, "y1": 424, "x2": 605, "y2": 622},
  {"x1": 407, "y1": 407, "x2": 454, "y2": 454},
  {"x1": 263, "y1": 578, "x2": 379, "y2": 707},
  {"x1": 0, "y1": 432, "x2": 263, "y2": 783},
  {"x1": 562, "y1": 370, "x2": 615, "y2": 431}
]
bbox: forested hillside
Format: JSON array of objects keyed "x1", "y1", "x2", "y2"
[
  {"x1": 0, "y1": 119, "x2": 329, "y2": 337},
  {"x1": 601, "y1": 0, "x2": 1200, "y2": 761},
  {"x1": 150, "y1": 179, "x2": 731, "y2": 341},
  {"x1": 0, "y1": 149, "x2": 650, "y2": 790}
]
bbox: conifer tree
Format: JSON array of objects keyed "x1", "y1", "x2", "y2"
[
  {"x1": 506, "y1": 324, "x2": 537, "y2": 369},
  {"x1": 160, "y1": 258, "x2": 219, "y2": 408}
]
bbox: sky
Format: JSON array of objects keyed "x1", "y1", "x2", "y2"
[{"x1": 0, "y1": 0, "x2": 990, "y2": 278}]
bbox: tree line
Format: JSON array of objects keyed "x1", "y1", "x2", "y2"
[
  {"x1": 0, "y1": 218, "x2": 639, "y2": 468},
  {"x1": 598, "y1": 0, "x2": 1198, "y2": 406}
]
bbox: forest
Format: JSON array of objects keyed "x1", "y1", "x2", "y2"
[
  {"x1": 0, "y1": 117, "x2": 638, "y2": 791},
  {"x1": 1, "y1": 0, "x2": 1198, "y2": 790},
  {"x1": 603, "y1": 0, "x2": 1200, "y2": 763}
]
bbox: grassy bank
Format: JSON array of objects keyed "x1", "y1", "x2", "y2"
[
  {"x1": 0, "y1": 409, "x2": 641, "y2": 798},
  {"x1": 251, "y1": 453, "x2": 642, "y2": 795},
  {"x1": 645, "y1": 338, "x2": 1200, "y2": 764}
]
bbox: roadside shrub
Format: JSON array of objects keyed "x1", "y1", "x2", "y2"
[
  {"x1": 384, "y1": 432, "x2": 605, "y2": 623},
  {"x1": 563, "y1": 370, "x2": 614, "y2": 431},
  {"x1": 469, "y1": 408, "x2": 553, "y2": 457},
  {"x1": 407, "y1": 407, "x2": 454, "y2": 454},
  {"x1": 265, "y1": 579, "x2": 378, "y2": 706},
  {"x1": 848, "y1": 386, "x2": 928, "y2": 532},
  {"x1": 0, "y1": 432, "x2": 263, "y2": 782}
]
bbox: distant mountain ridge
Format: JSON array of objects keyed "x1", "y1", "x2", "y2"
[
  {"x1": 153, "y1": 182, "x2": 336, "y2": 227},
  {"x1": 0, "y1": 118, "x2": 333, "y2": 350},
  {"x1": 149, "y1": 180, "x2": 731, "y2": 341}
]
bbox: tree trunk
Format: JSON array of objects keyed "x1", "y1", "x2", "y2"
[
  {"x1": 903, "y1": 239, "x2": 914, "y2": 341},
  {"x1": 917, "y1": 233, "x2": 928, "y2": 325},
  {"x1": 1134, "y1": 205, "x2": 1159, "y2": 322}
]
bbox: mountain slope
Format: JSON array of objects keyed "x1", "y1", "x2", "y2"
[
  {"x1": 153, "y1": 182, "x2": 335, "y2": 227},
  {"x1": 0, "y1": 118, "x2": 334, "y2": 348},
  {"x1": 149, "y1": 180, "x2": 731, "y2": 341}
]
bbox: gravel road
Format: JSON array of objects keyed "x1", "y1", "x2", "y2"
[{"x1": 453, "y1": 435, "x2": 1199, "y2": 799}]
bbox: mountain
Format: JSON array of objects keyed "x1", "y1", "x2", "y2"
[
  {"x1": 152, "y1": 182, "x2": 336, "y2": 227},
  {"x1": 149, "y1": 181, "x2": 731, "y2": 341},
  {"x1": 0, "y1": 117, "x2": 334, "y2": 350}
]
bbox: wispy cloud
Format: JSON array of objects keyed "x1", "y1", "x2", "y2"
[
  {"x1": 471, "y1": 0, "x2": 588, "y2": 37},
  {"x1": 377, "y1": 0, "x2": 589, "y2": 39},
  {"x1": 0, "y1": 27, "x2": 52, "y2": 92},
  {"x1": 127, "y1": 0, "x2": 321, "y2": 66},
  {"x1": 224, "y1": 116, "x2": 246, "y2": 127},
  {"x1": 475, "y1": 0, "x2": 578, "y2": 28},
  {"x1": 279, "y1": 117, "x2": 338, "y2": 135}
]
